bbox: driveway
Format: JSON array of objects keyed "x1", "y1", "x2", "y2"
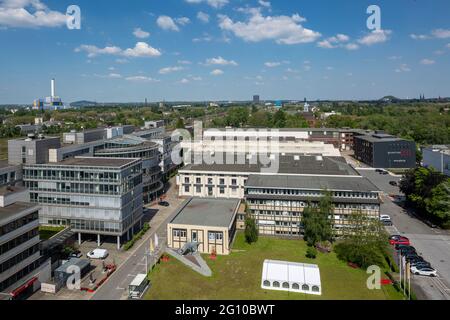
[{"x1": 358, "y1": 169, "x2": 450, "y2": 300}]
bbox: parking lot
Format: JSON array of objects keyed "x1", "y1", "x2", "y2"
[{"x1": 358, "y1": 168, "x2": 450, "y2": 300}]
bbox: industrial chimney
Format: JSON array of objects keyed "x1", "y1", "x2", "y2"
[{"x1": 51, "y1": 78, "x2": 55, "y2": 98}]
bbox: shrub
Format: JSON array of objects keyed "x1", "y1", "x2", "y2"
[
  {"x1": 123, "y1": 223, "x2": 150, "y2": 251},
  {"x1": 306, "y1": 247, "x2": 318, "y2": 259},
  {"x1": 244, "y1": 215, "x2": 258, "y2": 244}
]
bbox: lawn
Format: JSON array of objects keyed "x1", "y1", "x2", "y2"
[
  {"x1": 145, "y1": 232, "x2": 404, "y2": 300},
  {"x1": 39, "y1": 226, "x2": 66, "y2": 240}
]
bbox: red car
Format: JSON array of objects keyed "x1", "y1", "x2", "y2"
[{"x1": 389, "y1": 236, "x2": 410, "y2": 246}]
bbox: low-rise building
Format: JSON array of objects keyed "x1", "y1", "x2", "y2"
[
  {"x1": 167, "y1": 198, "x2": 240, "y2": 255},
  {"x1": 0, "y1": 162, "x2": 21, "y2": 187},
  {"x1": 354, "y1": 132, "x2": 416, "y2": 169},
  {"x1": 422, "y1": 145, "x2": 450, "y2": 176},
  {"x1": 8, "y1": 134, "x2": 61, "y2": 165}
]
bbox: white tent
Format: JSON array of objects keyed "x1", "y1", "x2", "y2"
[{"x1": 261, "y1": 260, "x2": 322, "y2": 295}]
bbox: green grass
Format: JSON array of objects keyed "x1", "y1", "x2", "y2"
[
  {"x1": 39, "y1": 226, "x2": 66, "y2": 240},
  {"x1": 145, "y1": 232, "x2": 404, "y2": 300}
]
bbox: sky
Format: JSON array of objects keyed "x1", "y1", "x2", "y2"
[{"x1": 0, "y1": 0, "x2": 450, "y2": 103}]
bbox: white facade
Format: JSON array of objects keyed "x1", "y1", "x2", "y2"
[{"x1": 261, "y1": 260, "x2": 322, "y2": 295}]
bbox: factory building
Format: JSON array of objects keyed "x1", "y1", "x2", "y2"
[{"x1": 32, "y1": 79, "x2": 67, "y2": 111}]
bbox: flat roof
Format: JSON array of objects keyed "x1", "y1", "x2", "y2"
[
  {"x1": 170, "y1": 198, "x2": 240, "y2": 228},
  {"x1": 27, "y1": 157, "x2": 140, "y2": 168},
  {"x1": 0, "y1": 185, "x2": 26, "y2": 196},
  {"x1": 0, "y1": 202, "x2": 39, "y2": 224},
  {"x1": 245, "y1": 174, "x2": 379, "y2": 192},
  {"x1": 355, "y1": 134, "x2": 406, "y2": 143},
  {"x1": 181, "y1": 155, "x2": 359, "y2": 176}
]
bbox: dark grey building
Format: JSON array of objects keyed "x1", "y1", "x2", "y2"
[
  {"x1": 8, "y1": 134, "x2": 61, "y2": 165},
  {"x1": 353, "y1": 133, "x2": 416, "y2": 169}
]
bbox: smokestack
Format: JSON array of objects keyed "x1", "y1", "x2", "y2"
[{"x1": 51, "y1": 78, "x2": 55, "y2": 98}]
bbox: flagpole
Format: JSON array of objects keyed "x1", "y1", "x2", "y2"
[{"x1": 399, "y1": 251, "x2": 402, "y2": 297}]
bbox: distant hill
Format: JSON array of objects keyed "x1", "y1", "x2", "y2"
[
  {"x1": 70, "y1": 100, "x2": 98, "y2": 108},
  {"x1": 380, "y1": 95, "x2": 401, "y2": 102}
]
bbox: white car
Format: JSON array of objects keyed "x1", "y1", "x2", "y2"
[
  {"x1": 87, "y1": 249, "x2": 109, "y2": 260},
  {"x1": 410, "y1": 266, "x2": 437, "y2": 277},
  {"x1": 380, "y1": 215, "x2": 391, "y2": 221}
]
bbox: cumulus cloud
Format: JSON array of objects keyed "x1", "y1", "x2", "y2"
[
  {"x1": 210, "y1": 69, "x2": 224, "y2": 75},
  {"x1": 317, "y1": 33, "x2": 358, "y2": 50},
  {"x1": 358, "y1": 29, "x2": 392, "y2": 46},
  {"x1": 175, "y1": 17, "x2": 190, "y2": 26},
  {"x1": 159, "y1": 66, "x2": 185, "y2": 74},
  {"x1": 0, "y1": 0, "x2": 67, "y2": 28},
  {"x1": 218, "y1": 11, "x2": 321, "y2": 45},
  {"x1": 258, "y1": 1, "x2": 271, "y2": 8},
  {"x1": 420, "y1": 58, "x2": 435, "y2": 65},
  {"x1": 125, "y1": 76, "x2": 160, "y2": 82},
  {"x1": 133, "y1": 27, "x2": 150, "y2": 39},
  {"x1": 395, "y1": 64, "x2": 411, "y2": 73},
  {"x1": 410, "y1": 34, "x2": 429, "y2": 40},
  {"x1": 75, "y1": 42, "x2": 161, "y2": 58},
  {"x1": 185, "y1": 0, "x2": 229, "y2": 9},
  {"x1": 157, "y1": 15, "x2": 179, "y2": 31},
  {"x1": 197, "y1": 11, "x2": 209, "y2": 23},
  {"x1": 264, "y1": 62, "x2": 281, "y2": 67},
  {"x1": 204, "y1": 56, "x2": 238, "y2": 66}
]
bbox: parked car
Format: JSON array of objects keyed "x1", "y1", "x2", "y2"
[
  {"x1": 389, "y1": 236, "x2": 410, "y2": 246},
  {"x1": 68, "y1": 250, "x2": 83, "y2": 259},
  {"x1": 87, "y1": 249, "x2": 109, "y2": 259},
  {"x1": 380, "y1": 215, "x2": 392, "y2": 221},
  {"x1": 382, "y1": 219, "x2": 393, "y2": 226},
  {"x1": 411, "y1": 266, "x2": 437, "y2": 277},
  {"x1": 158, "y1": 201, "x2": 170, "y2": 207},
  {"x1": 398, "y1": 246, "x2": 417, "y2": 255},
  {"x1": 424, "y1": 220, "x2": 438, "y2": 229},
  {"x1": 375, "y1": 169, "x2": 384, "y2": 173},
  {"x1": 389, "y1": 181, "x2": 398, "y2": 186},
  {"x1": 411, "y1": 261, "x2": 431, "y2": 268}
]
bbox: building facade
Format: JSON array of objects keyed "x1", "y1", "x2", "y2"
[
  {"x1": 0, "y1": 186, "x2": 49, "y2": 299},
  {"x1": 22, "y1": 157, "x2": 143, "y2": 249},
  {"x1": 354, "y1": 133, "x2": 416, "y2": 169},
  {"x1": 8, "y1": 135, "x2": 61, "y2": 165},
  {"x1": 422, "y1": 145, "x2": 450, "y2": 176}
]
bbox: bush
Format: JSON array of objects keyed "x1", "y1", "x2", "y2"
[
  {"x1": 334, "y1": 241, "x2": 386, "y2": 269},
  {"x1": 306, "y1": 247, "x2": 318, "y2": 259},
  {"x1": 244, "y1": 215, "x2": 258, "y2": 244},
  {"x1": 123, "y1": 223, "x2": 150, "y2": 251}
]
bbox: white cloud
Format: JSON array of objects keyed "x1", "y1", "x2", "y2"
[
  {"x1": 210, "y1": 69, "x2": 224, "y2": 76},
  {"x1": 133, "y1": 27, "x2": 150, "y2": 39},
  {"x1": 264, "y1": 62, "x2": 281, "y2": 67},
  {"x1": 75, "y1": 42, "x2": 161, "y2": 58},
  {"x1": 122, "y1": 42, "x2": 161, "y2": 58},
  {"x1": 191, "y1": 76, "x2": 202, "y2": 81},
  {"x1": 344, "y1": 43, "x2": 359, "y2": 50},
  {"x1": 197, "y1": 11, "x2": 209, "y2": 23},
  {"x1": 318, "y1": 34, "x2": 357, "y2": 50},
  {"x1": 193, "y1": 33, "x2": 213, "y2": 42},
  {"x1": 157, "y1": 15, "x2": 179, "y2": 31},
  {"x1": 0, "y1": 0, "x2": 67, "y2": 28},
  {"x1": 410, "y1": 34, "x2": 429, "y2": 40},
  {"x1": 395, "y1": 64, "x2": 411, "y2": 73},
  {"x1": 178, "y1": 60, "x2": 192, "y2": 65},
  {"x1": 420, "y1": 58, "x2": 435, "y2": 65},
  {"x1": 185, "y1": 0, "x2": 229, "y2": 9},
  {"x1": 159, "y1": 66, "x2": 184, "y2": 74},
  {"x1": 258, "y1": 1, "x2": 271, "y2": 8},
  {"x1": 218, "y1": 11, "x2": 321, "y2": 45},
  {"x1": 357, "y1": 29, "x2": 392, "y2": 46},
  {"x1": 431, "y1": 29, "x2": 450, "y2": 39},
  {"x1": 204, "y1": 56, "x2": 238, "y2": 66},
  {"x1": 125, "y1": 76, "x2": 160, "y2": 82},
  {"x1": 179, "y1": 78, "x2": 190, "y2": 84},
  {"x1": 388, "y1": 56, "x2": 402, "y2": 60},
  {"x1": 175, "y1": 17, "x2": 190, "y2": 26}
]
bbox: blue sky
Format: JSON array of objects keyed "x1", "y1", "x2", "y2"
[{"x1": 0, "y1": 0, "x2": 450, "y2": 103}]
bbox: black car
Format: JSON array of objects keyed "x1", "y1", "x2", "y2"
[
  {"x1": 399, "y1": 247, "x2": 417, "y2": 255},
  {"x1": 395, "y1": 244, "x2": 414, "y2": 250},
  {"x1": 158, "y1": 201, "x2": 170, "y2": 207},
  {"x1": 389, "y1": 181, "x2": 398, "y2": 186},
  {"x1": 382, "y1": 219, "x2": 393, "y2": 226},
  {"x1": 411, "y1": 261, "x2": 431, "y2": 268},
  {"x1": 69, "y1": 250, "x2": 83, "y2": 259},
  {"x1": 406, "y1": 255, "x2": 425, "y2": 263}
]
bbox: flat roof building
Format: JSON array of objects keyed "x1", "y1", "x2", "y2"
[
  {"x1": 167, "y1": 198, "x2": 240, "y2": 255},
  {"x1": 8, "y1": 134, "x2": 61, "y2": 165},
  {"x1": 354, "y1": 133, "x2": 416, "y2": 169},
  {"x1": 423, "y1": 145, "x2": 450, "y2": 176},
  {"x1": 23, "y1": 157, "x2": 144, "y2": 249}
]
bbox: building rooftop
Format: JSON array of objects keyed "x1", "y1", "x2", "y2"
[
  {"x1": 355, "y1": 134, "x2": 406, "y2": 143},
  {"x1": 25, "y1": 157, "x2": 140, "y2": 168},
  {"x1": 0, "y1": 202, "x2": 39, "y2": 224},
  {"x1": 0, "y1": 185, "x2": 26, "y2": 196},
  {"x1": 170, "y1": 198, "x2": 240, "y2": 228},
  {"x1": 245, "y1": 174, "x2": 379, "y2": 192},
  {"x1": 181, "y1": 155, "x2": 359, "y2": 176}
]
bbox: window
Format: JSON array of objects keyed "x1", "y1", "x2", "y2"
[
  {"x1": 292, "y1": 283, "x2": 300, "y2": 290},
  {"x1": 312, "y1": 286, "x2": 320, "y2": 292},
  {"x1": 282, "y1": 282, "x2": 289, "y2": 289},
  {"x1": 302, "y1": 284, "x2": 309, "y2": 291},
  {"x1": 273, "y1": 281, "x2": 280, "y2": 288},
  {"x1": 208, "y1": 231, "x2": 223, "y2": 241},
  {"x1": 196, "y1": 186, "x2": 201, "y2": 193},
  {"x1": 173, "y1": 229, "x2": 187, "y2": 238},
  {"x1": 219, "y1": 187, "x2": 225, "y2": 194},
  {"x1": 263, "y1": 280, "x2": 270, "y2": 287},
  {"x1": 184, "y1": 177, "x2": 189, "y2": 183}
]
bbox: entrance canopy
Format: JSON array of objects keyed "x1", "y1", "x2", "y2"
[{"x1": 261, "y1": 260, "x2": 322, "y2": 295}]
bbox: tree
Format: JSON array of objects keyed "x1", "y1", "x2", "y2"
[
  {"x1": 175, "y1": 118, "x2": 185, "y2": 129},
  {"x1": 302, "y1": 192, "x2": 334, "y2": 246},
  {"x1": 425, "y1": 180, "x2": 450, "y2": 225},
  {"x1": 334, "y1": 211, "x2": 388, "y2": 269},
  {"x1": 244, "y1": 205, "x2": 258, "y2": 244}
]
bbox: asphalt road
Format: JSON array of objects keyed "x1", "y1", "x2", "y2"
[
  {"x1": 358, "y1": 169, "x2": 450, "y2": 300},
  {"x1": 91, "y1": 180, "x2": 185, "y2": 300}
]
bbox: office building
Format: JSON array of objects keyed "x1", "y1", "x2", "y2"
[
  {"x1": 0, "y1": 186, "x2": 50, "y2": 300},
  {"x1": 354, "y1": 132, "x2": 416, "y2": 169},
  {"x1": 63, "y1": 128, "x2": 105, "y2": 145},
  {"x1": 22, "y1": 157, "x2": 143, "y2": 249},
  {"x1": 8, "y1": 134, "x2": 61, "y2": 165},
  {"x1": 423, "y1": 145, "x2": 450, "y2": 176},
  {"x1": 167, "y1": 198, "x2": 240, "y2": 255},
  {"x1": 253, "y1": 95, "x2": 260, "y2": 104},
  {"x1": 0, "y1": 162, "x2": 21, "y2": 187}
]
